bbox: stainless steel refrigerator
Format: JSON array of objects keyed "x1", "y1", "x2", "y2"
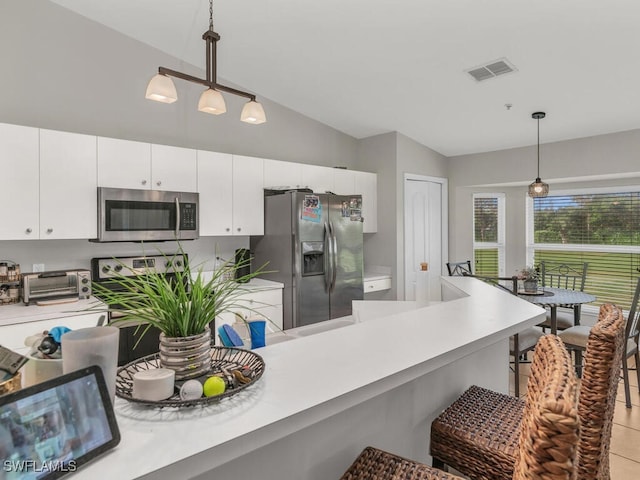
[{"x1": 251, "y1": 191, "x2": 364, "y2": 330}]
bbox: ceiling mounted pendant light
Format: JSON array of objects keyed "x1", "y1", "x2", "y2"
[
  {"x1": 145, "y1": 0, "x2": 266, "y2": 124},
  {"x1": 528, "y1": 111, "x2": 549, "y2": 198}
]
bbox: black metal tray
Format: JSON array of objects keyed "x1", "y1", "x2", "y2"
[{"x1": 115, "y1": 346, "x2": 265, "y2": 408}]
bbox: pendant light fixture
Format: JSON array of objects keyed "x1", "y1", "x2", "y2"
[
  {"x1": 145, "y1": 0, "x2": 266, "y2": 124},
  {"x1": 528, "y1": 111, "x2": 549, "y2": 197}
]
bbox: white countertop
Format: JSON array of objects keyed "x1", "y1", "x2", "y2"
[
  {"x1": 0, "y1": 297, "x2": 104, "y2": 327},
  {"x1": 70, "y1": 276, "x2": 545, "y2": 479}
]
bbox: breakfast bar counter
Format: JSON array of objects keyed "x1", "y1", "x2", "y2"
[{"x1": 72, "y1": 276, "x2": 545, "y2": 480}]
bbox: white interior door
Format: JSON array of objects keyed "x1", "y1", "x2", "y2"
[{"x1": 404, "y1": 177, "x2": 444, "y2": 301}]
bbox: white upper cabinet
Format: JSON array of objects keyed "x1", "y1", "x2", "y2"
[
  {"x1": 332, "y1": 168, "x2": 356, "y2": 195},
  {"x1": 0, "y1": 124, "x2": 39, "y2": 240},
  {"x1": 39, "y1": 129, "x2": 97, "y2": 239},
  {"x1": 197, "y1": 150, "x2": 233, "y2": 236},
  {"x1": 151, "y1": 144, "x2": 197, "y2": 192},
  {"x1": 98, "y1": 138, "x2": 197, "y2": 192},
  {"x1": 232, "y1": 155, "x2": 264, "y2": 235},
  {"x1": 97, "y1": 137, "x2": 151, "y2": 190},
  {"x1": 263, "y1": 159, "x2": 303, "y2": 189},
  {"x1": 301, "y1": 164, "x2": 334, "y2": 193},
  {"x1": 355, "y1": 171, "x2": 378, "y2": 233}
]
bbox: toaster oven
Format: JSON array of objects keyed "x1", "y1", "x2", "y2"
[{"x1": 22, "y1": 269, "x2": 92, "y2": 305}]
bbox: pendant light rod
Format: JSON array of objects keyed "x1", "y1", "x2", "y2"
[
  {"x1": 533, "y1": 111, "x2": 545, "y2": 179},
  {"x1": 157, "y1": 66, "x2": 257, "y2": 102},
  {"x1": 528, "y1": 111, "x2": 549, "y2": 198}
]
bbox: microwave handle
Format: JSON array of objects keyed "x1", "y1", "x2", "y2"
[{"x1": 175, "y1": 197, "x2": 181, "y2": 238}]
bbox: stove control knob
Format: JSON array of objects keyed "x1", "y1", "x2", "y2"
[
  {"x1": 81, "y1": 277, "x2": 89, "y2": 284},
  {"x1": 175, "y1": 260, "x2": 183, "y2": 267},
  {"x1": 165, "y1": 261, "x2": 173, "y2": 269},
  {"x1": 101, "y1": 265, "x2": 111, "y2": 273},
  {"x1": 81, "y1": 286, "x2": 90, "y2": 293},
  {"x1": 114, "y1": 265, "x2": 123, "y2": 272}
]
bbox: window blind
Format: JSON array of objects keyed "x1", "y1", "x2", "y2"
[{"x1": 531, "y1": 191, "x2": 640, "y2": 310}]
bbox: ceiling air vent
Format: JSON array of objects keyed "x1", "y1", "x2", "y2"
[{"x1": 466, "y1": 58, "x2": 517, "y2": 82}]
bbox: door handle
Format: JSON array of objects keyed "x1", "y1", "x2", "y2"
[
  {"x1": 175, "y1": 197, "x2": 181, "y2": 238},
  {"x1": 323, "y1": 222, "x2": 331, "y2": 292},
  {"x1": 329, "y1": 221, "x2": 338, "y2": 293}
]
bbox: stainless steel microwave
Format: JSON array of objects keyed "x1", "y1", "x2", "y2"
[{"x1": 95, "y1": 187, "x2": 199, "y2": 242}]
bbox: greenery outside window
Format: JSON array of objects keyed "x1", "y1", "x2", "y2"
[
  {"x1": 526, "y1": 186, "x2": 640, "y2": 311},
  {"x1": 473, "y1": 193, "x2": 505, "y2": 276}
]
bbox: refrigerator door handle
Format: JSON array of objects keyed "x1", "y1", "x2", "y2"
[
  {"x1": 329, "y1": 221, "x2": 338, "y2": 293},
  {"x1": 323, "y1": 222, "x2": 332, "y2": 292}
]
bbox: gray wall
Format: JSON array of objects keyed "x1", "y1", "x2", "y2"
[
  {"x1": 356, "y1": 133, "x2": 448, "y2": 300},
  {"x1": 448, "y1": 129, "x2": 640, "y2": 277},
  {"x1": 0, "y1": 0, "x2": 358, "y2": 165},
  {"x1": 0, "y1": 0, "x2": 360, "y2": 272}
]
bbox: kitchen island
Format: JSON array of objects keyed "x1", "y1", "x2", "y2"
[{"x1": 67, "y1": 276, "x2": 545, "y2": 480}]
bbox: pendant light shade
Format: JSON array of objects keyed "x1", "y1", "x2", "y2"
[
  {"x1": 145, "y1": 74, "x2": 177, "y2": 103},
  {"x1": 528, "y1": 178, "x2": 550, "y2": 197},
  {"x1": 528, "y1": 111, "x2": 549, "y2": 198},
  {"x1": 240, "y1": 100, "x2": 267, "y2": 124},
  {"x1": 198, "y1": 88, "x2": 227, "y2": 115},
  {"x1": 145, "y1": 0, "x2": 265, "y2": 124}
]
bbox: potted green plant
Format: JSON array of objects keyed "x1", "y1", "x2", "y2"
[
  {"x1": 90, "y1": 248, "x2": 271, "y2": 380},
  {"x1": 518, "y1": 265, "x2": 540, "y2": 293}
]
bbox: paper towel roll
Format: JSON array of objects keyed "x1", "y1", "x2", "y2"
[{"x1": 415, "y1": 270, "x2": 430, "y2": 307}]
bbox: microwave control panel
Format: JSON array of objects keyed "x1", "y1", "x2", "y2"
[{"x1": 179, "y1": 203, "x2": 197, "y2": 230}]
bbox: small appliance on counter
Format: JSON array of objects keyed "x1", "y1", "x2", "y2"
[
  {"x1": 21, "y1": 269, "x2": 91, "y2": 305},
  {"x1": 0, "y1": 260, "x2": 22, "y2": 305},
  {"x1": 235, "y1": 248, "x2": 251, "y2": 283},
  {"x1": 91, "y1": 253, "x2": 188, "y2": 366}
]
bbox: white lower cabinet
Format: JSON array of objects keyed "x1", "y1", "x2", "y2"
[
  {"x1": 39, "y1": 129, "x2": 97, "y2": 239},
  {"x1": 214, "y1": 288, "x2": 283, "y2": 346}
]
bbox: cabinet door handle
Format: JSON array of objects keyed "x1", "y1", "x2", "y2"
[
  {"x1": 156, "y1": 181, "x2": 162, "y2": 187},
  {"x1": 225, "y1": 228, "x2": 230, "y2": 232},
  {"x1": 26, "y1": 228, "x2": 32, "y2": 234},
  {"x1": 141, "y1": 179, "x2": 147, "y2": 185},
  {"x1": 46, "y1": 228, "x2": 53, "y2": 234},
  {"x1": 237, "y1": 227, "x2": 242, "y2": 232}
]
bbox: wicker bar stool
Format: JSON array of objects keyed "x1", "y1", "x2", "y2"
[
  {"x1": 429, "y1": 303, "x2": 624, "y2": 480},
  {"x1": 340, "y1": 335, "x2": 579, "y2": 480}
]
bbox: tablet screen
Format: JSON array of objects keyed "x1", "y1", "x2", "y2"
[{"x1": 0, "y1": 366, "x2": 120, "y2": 479}]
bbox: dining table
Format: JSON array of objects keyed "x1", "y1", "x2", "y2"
[{"x1": 516, "y1": 287, "x2": 596, "y2": 335}]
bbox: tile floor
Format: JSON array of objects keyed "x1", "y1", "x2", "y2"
[{"x1": 510, "y1": 356, "x2": 640, "y2": 478}]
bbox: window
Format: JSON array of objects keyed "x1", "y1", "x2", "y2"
[
  {"x1": 473, "y1": 194, "x2": 505, "y2": 276},
  {"x1": 526, "y1": 187, "x2": 640, "y2": 310}
]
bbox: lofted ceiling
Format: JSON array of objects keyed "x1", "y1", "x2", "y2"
[{"x1": 51, "y1": 0, "x2": 640, "y2": 157}]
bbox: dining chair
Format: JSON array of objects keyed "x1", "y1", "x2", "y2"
[
  {"x1": 538, "y1": 260, "x2": 589, "y2": 331},
  {"x1": 429, "y1": 303, "x2": 624, "y2": 480},
  {"x1": 446, "y1": 261, "x2": 472, "y2": 276},
  {"x1": 340, "y1": 335, "x2": 579, "y2": 480},
  {"x1": 468, "y1": 274, "x2": 544, "y2": 397},
  {"x1": 559, "y1": 278, "x2": 640, "y2": 408}
]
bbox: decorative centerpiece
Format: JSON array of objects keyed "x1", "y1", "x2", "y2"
[
  {"x1": 91, "y1": 248, "x2": 268, "y2": 382},
  {"x1": 518, "y1": 265, "x2": 540, "y2": 293}
]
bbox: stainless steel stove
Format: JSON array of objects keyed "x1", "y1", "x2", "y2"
[{"x1": 90, "y1": 253, "x2": 188, "y2": 365}]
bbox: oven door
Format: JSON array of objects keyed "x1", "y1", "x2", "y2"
[{"x1": 95, "y1": 187, "x2": 198, "y2": 242}]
